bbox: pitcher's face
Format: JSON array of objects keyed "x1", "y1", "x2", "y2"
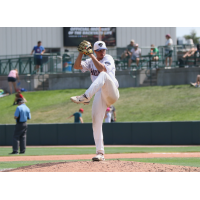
[{"x1": 95, "y1": 49, "x2": 106, "y2": 60}]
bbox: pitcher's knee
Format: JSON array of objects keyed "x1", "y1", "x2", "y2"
[{"x1": 100, "y1": 71, "x2": 108, "y2": 78}]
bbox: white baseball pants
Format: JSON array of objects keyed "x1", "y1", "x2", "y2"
[{"x1": 85, "y1": 71, "x2": 119, "y2": 154}]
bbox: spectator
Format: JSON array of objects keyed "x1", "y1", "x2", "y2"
[
  {"x1": 165, "y1": 34, "x2": 173, "y2": 66},
  {"x1": 104, "y1": 107, "x2": 111, "y2": 123},
  {"x1": 67, "y1": 108, "x2": 84, "y2": 123},
  {"x1": 10, "y1": 98, "x2": 31, "y2": 154},
  {"x1": 183, "y1": 47, "x2": 197, "y2": 58},
  {"x1": 7, "y1": 68, "x2": 19, "y2": 94},
  {"x1": 150, "y1": 44, "x2": 160, "y2": 61},
  {"x1": 13, "y1": 89, "x2": 27, "y2": 105},
  {"x1": 196, "y1": 39, "x2": 200, "y2": 58},
  {"x1": 31, "y1": 41, "x2": 45, "y2": 74},
  {"x1": 197, "y1": 39, "x2": 200, "y2": 52},
  {"x1": 121, "y1": 40, "x2": 135, "y2": 60},
  {"x1": 128, "y1": 44, "x2": 141, "y2": 68},
  {"x1": 109, "y1": 105, "x2": 116, "y2": 122},
  {"x1": 190, "y1": 75, "x2": 200, "y2": 87}
]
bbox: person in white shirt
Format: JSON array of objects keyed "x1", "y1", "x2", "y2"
[
  {"x1": 165, "y1": 34, "x2": 173, "y2": 66},
  {"x1": 104, "y1": 107, "x2": 111, "y2": 123},
  {"x1": 70, "y1": 41, "x2": 119, "y2": 161},
  {"x1": 128, "y1": 44, "x2": 141, "y2": 68}
]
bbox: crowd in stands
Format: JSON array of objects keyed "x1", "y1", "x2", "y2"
[{"x1": 120, "y1": 34, "x2": 176, "y2": 68}]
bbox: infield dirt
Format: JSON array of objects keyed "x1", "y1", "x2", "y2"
[
  {"x1": 1, "y1": 153, "x2": 200, "y2": 162},
  {"x1": 4, "y1": 160, "x2": 200, "y2": 172}
]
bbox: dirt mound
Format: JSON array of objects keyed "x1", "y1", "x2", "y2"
[{"x1": 4, "y1": 160, "x2": 200, "y2": 172}]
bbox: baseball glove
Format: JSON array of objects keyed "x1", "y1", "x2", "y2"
[{"x1": 78, "y1": 40, "x2": 93, "y2": 55}]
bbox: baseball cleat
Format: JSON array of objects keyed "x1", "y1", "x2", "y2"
[
  {"x1": 190, "y1": 82, "x2": 198, "y2": 87},
  {"x1": 92, "y1": 153, "x2": 105, "y2": 161},
  {"x1": 70, "y1": 94, "x2": 90, "y2": 105},
  {"x1": 9, "y1": 151, "x2": 19, "y2": 155}
]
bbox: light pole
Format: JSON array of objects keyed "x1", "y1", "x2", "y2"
[{"x1": 98, "y1": 27, "x2": 102, "y2": 41}]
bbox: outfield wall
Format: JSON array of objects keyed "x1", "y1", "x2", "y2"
[
  {"x1": 157, "y1": 68, "x2": 200, "y2": 86},
  {"x1": 0, "y1": 122, "x2": 200, "y2": 146}
]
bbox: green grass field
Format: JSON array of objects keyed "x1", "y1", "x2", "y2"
[
  {"x1": 1, "y1": 146, "x2": 200, "y2": 156},
  {"x1": 1, "y1": 85, "x2": 200, "y2": 171},
  {"x1": 1, "y1": 85, "x2": 200, "y2": 124},
  {"x1": 0, "y1": 160, "x2": 89, "y2": 170}
]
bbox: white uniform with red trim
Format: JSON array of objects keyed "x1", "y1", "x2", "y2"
[{"x1": 81, "y1": 54, "x2": 119, "y2": 155}]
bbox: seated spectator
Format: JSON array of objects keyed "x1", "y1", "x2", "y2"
[
  {"x1": 67, "y1": 108, "x2": 84, "y2": 123},
  {"x1": 183, "y1": 47, "x2": 197, "y2": 58},
  {"x1": 128, "y1": 44, "x2": 141, "y2": 68},
  {"x1": 104, "y1": 107, "x2": 111, "y2": 123},
  {"x1": 150, "y1": 44, "x2": 160, "y2": 61},
  {"x1": 121, "y1": 40, "x2": 135, "y2": 60},
  {"x1": 13, "y1": 89, "x2": 27, "y2": 105},
  {"x1": 190, "y1": 75, "x2": 200, "y2": 87}
]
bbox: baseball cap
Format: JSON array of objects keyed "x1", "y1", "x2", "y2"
[
  {"x1": 106, "y1": 107, "x2": 110, "y2": 112},
  {"x1": 17, "y1": 98, "x2": 24, "y2": 104},
  {"x1": 94, "y1": 41, "x2": 107, "y2": 52},
  {"x1": 166, "y1": 34, "x2": 171, "y2": 38},
  {"x1": 135, "y1": 44, "x2": 139, "y2": 47},
  {"x1": 131, "y1": 39, "x2": 134, "y2": 43},
  {"x1": 79, "y1": 108, "x2": 84, "y2": 112}
]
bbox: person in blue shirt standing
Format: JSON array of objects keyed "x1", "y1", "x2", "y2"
[
  {"x1": 31, "y1": 41, "x2": 45, "y2": 73},
  {"x1": 10, "y1": 98, "x2": 31, "y2": 154},
  {"x1": 67, "y1": 108, "x2": 84, "y2": 123}
]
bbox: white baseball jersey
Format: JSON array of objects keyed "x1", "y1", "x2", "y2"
[
  {"x1": 105, "y1": 112, "x2": 111, "y2": 123},
  {"x1": 81, "y1": 54, "x2": 119, "y2": 88}
]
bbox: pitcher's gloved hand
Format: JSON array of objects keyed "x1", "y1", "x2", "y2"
[{"x1": 77, "y1": 40, "x2": 93, "y2": 55}]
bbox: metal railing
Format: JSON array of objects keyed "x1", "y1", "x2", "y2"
[
  {"x1": 0, "y1": 53, "x2": 62, "y2": 75},
  {"x1": 1, "y1": 45, "x2": 200, "y2": 76}
]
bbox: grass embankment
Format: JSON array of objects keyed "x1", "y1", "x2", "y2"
[{"x1": 1, "y1": 85, "x2": 200, "y2": 124}]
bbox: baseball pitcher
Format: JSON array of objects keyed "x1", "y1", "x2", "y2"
[{"x1": 70, "y1": 40, "x2": 119, "y2": 161}]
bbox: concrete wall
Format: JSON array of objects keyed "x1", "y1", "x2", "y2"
[
  {"x1": 0, "y1": 72, "x2": 140, "y2": 93},
  {"x1": 49, "y1": 71, "x2": 140, "y2": 90},
  {"x1": 2, "y1": 67, "x2": 200, "y2": 93},
  {"x1": 0, "y1": 27, "x2": 63, "y2": 56},
  {"x1": 116, "y1": 27, "x2": 176, "y2": 51},
  {"x1": 157, "y1": 68, "x2": 200, "y2": 86},
  {"x1": 1, "y1": 122, "x2": 200, "y2": 146},
  {"x1": 0, "y1": 74, "x2": 49, "y2": 93}
]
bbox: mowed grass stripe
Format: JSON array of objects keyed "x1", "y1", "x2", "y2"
[
  {"x1": 0, "y1": 160, "x2": 90, "y2": 170},
  {"x1": 0, "y1": 146, "x2": 200, "y2": 157}
]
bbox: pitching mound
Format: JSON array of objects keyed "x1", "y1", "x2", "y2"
[{"x1": 4, "y1": 160, "x2": 200, "y2": 172}]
